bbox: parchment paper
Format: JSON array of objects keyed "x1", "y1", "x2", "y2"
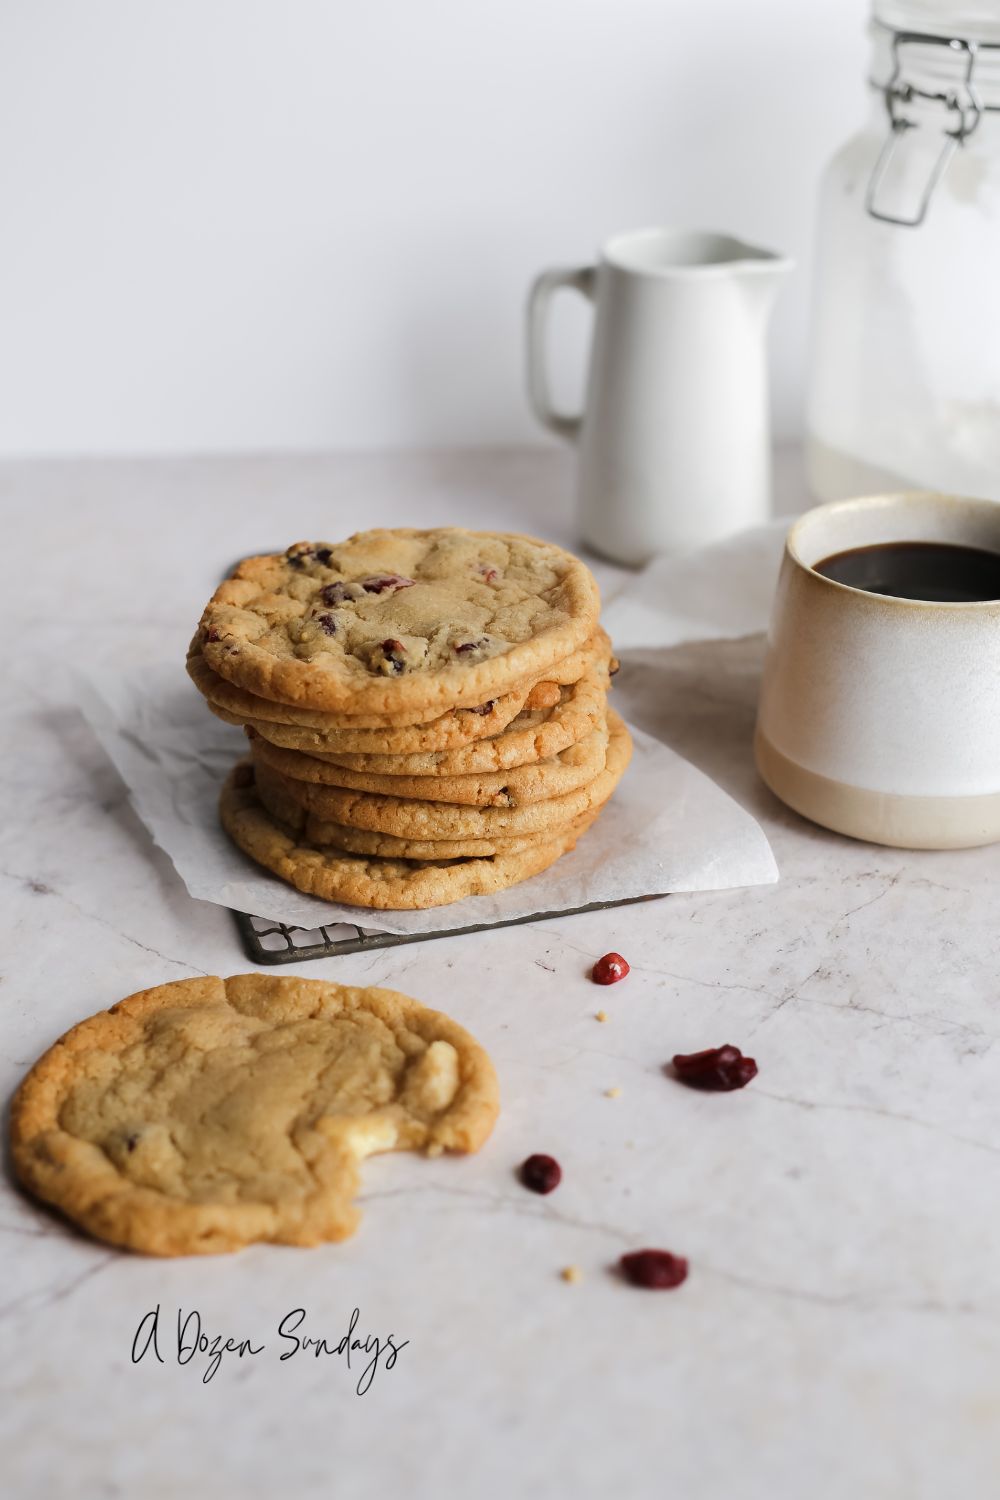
[
  {"x1": 77, "y1": 658, "x2": 779, "y2": 934},
  {"x1": 602, "y1": 518, "x2": 787, "y2": 650}
]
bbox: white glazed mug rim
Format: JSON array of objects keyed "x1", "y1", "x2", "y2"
[{"x1": 785, "y1": 490, "x2": 1000, "y2": 610}]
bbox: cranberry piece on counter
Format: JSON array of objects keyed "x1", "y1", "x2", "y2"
[
  {"x1": 619, "y1": 1249, "x2": 688, "y2": 1290},
  {"x1": 520, "y1": 1154, "x2": 562, "y2": 1194},
  {"x1": 592, "y1": 952, "x2": 629, "y2": 985},
  {"x1": 671, "y1": 1045, "x2": 757, "y2": 1092}
]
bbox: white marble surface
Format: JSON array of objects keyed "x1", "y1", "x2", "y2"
[{"x1": 2, "y1": 449, "x2": 999, "y2": 1500}]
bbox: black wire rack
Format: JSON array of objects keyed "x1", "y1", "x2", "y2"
[{"x1": 233, "y1": 894, "x2": 664, "y2": 965}]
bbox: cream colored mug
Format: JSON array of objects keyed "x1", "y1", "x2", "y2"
[{"x1": 755, "y1": 491, "x2": 1000, "y2": 849}]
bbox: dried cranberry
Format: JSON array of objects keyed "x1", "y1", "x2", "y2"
[
  {"x1": 671, "y1": 1045, "x2": 757, "y2": 1092},
  {"x1": 520, "y1": 1154, "x2": 561, "y2": 1194},
  {"x1": 478, "y1": 565, "x2": 499, "y2": 584},
  {"x1": 316, "y1": 613, "x2": 337, "y2": 636},
  {"x1": 381, "y1": 639, "x2": 406, "y2": 673},
  {"x1": 592, "y1": 952, "x2": 629, "y2": 985},
  {"x1": 362, "y1": 574, "x2": 415, "y2": 594},
  {"x1": 619, "y1": 1249, "x2": 688, "y2": 1290},
  {"x1": 468, "y1": 700, "x2": 497, "y2": 716},
  {"x1": 287, "y1": 554, "x2": 306, "y2": 570},
  {"x1": 313, "y1": 547, "x2": 332, "y2": 565},
  {"x1": 204, "y1": 626, "x2": 222, "y2": 643},
  {"x1": 455, "y1": 638, "x2": 488, "y2": 655},
  {"x1": 320, "y1": 581, "x2": 351, "y2": 606}
]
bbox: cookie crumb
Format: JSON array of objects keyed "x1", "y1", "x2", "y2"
[
  {"x1": 604, "y1": 1086, "x2": 622, "y2": 1099},
  {"x1": 595, "y1": 1009, "x2": 609, "y2": 1023},
  {"x1": 561, "y1": 1265, "x2": 584, "y2": 1285}
]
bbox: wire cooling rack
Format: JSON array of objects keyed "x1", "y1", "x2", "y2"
[{"x1": 233, "y1": 895, "x2": 664, "y2": 965}]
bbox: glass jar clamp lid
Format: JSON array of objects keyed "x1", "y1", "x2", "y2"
[{"x1": 866, "y1": 3, "x2": 1000, "y2": 224}]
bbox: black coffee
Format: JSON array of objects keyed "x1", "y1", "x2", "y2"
[{"x1": 814, "y1": 540, "x2": 1000, "y2": 602}]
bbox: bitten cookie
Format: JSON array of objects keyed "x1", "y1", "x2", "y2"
[
  {"x1": 197, "y1": 528, "x2": 601, "y2": 714},
  {"x1": 10, "y1": 975, "x2": 499, "y2": 1256}
]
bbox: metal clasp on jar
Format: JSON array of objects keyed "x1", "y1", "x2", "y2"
[{"x1": 866, "y1": 30, "x2": 985, "y2": 227}]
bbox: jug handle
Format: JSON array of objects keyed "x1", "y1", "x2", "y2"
[{"x1": 526, "y1": 265, "x2": 595, "y2": 441}]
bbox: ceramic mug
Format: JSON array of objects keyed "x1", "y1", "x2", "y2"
[
  {"x1": 755, "y1": 491, "x2": 1000, "y2": 849},
  {"x1": 526, "y1": 227, "x2": 791, "y2": 566}
]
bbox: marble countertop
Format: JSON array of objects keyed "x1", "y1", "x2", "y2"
[{"x1": 2, "y1": 449, "x2": 998, "y2": 1500}]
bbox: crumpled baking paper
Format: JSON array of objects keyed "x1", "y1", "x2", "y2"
[
  {"x1": 76, "y1": 653, "x2": 779, "y2": 936},
  {"x1": 602, "y1": 518, "x2": 787, "y2": 651}
]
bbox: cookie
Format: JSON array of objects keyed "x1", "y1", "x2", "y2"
[
  {"x1": 291, "y1": 815, "x2": 595, "y2": 862},
  {"x1": 11, "y1": 975, "x2": 499, "y2": 1256},
  {"x1": 187, "y1": 628, "x2": 610, "y2": 744},
  {"x1": 189, "y1": 645, "x2": 533, "y2": 738},
  {"x1": 249, "y1": 709, "x2": 632, "y2": 840},
  {"x1": 248, "y1": 713, "x2": 610, "y2": 807},
  {"x1": 253, "y1": 766, "x2": 595, "y2": 858},
  {"x1": 289, "y1": 661, "x2": 611, "y2": 777},
  {"x1": 197, "y1": 528, "x2": 601, "y2": 714},
  {"x1": 220, "y1": 767, "x2": 598, "y2": 908}
]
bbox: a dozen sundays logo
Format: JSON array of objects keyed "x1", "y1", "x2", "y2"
[{"x1": 131, "y1": 1305, "x2": 409, "y2": 1393}]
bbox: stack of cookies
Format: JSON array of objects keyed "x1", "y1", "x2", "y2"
[{"x1": 187, "y1": 527, "x2": 631, "y2": 910}]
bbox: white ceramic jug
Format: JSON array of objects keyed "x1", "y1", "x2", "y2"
[{"x1": 527, "y1": 227, "x2": 792, "y2": 565}]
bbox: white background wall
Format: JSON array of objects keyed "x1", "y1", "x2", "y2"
[{"x1": 0, "y1": 0, "x2": 871, "y2": 457}]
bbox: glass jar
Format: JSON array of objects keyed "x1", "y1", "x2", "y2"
[{"x1": 807, "y1": 2, "x2": 1000, "y2": 501}]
